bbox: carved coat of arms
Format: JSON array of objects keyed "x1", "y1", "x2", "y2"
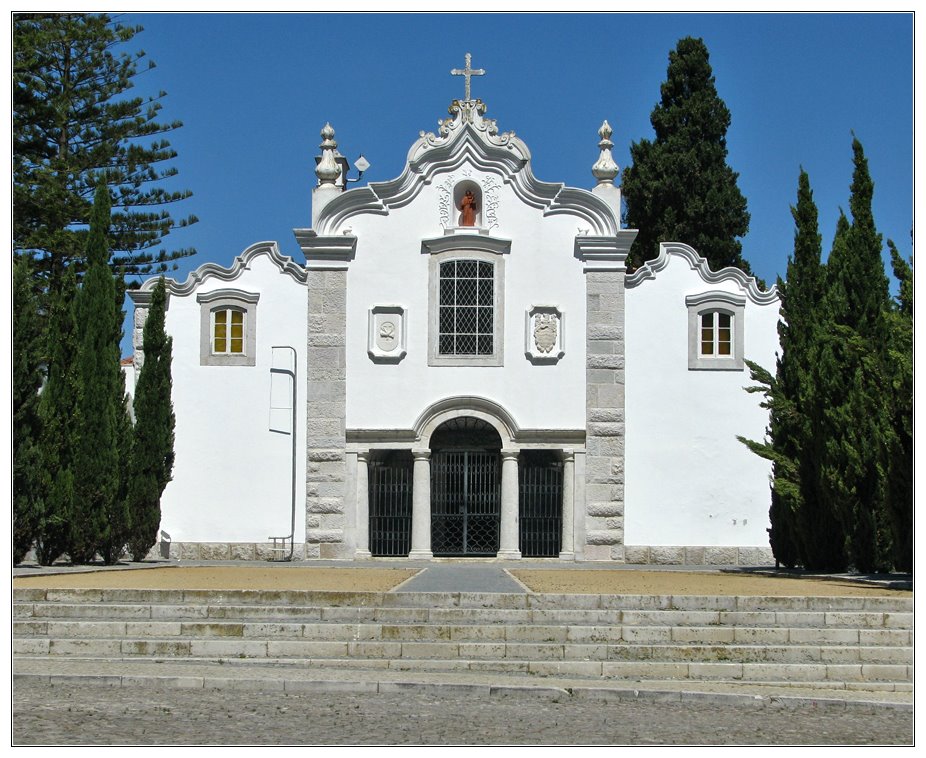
[{"x1": 533, "y1": 314, "x2": 558, "y2": 354}]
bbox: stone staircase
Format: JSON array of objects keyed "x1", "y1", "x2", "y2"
[{"x1": 13, "y1": 587, "x2": 912, "y2": 693}]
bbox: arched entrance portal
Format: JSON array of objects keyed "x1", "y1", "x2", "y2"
[{"x1": 429, "y1": 417, "x2": 502, "y2": 556}]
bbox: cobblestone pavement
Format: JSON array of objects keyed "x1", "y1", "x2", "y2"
[{"x1": 13, "y1": 680, "x2": 912, "y2": 745}]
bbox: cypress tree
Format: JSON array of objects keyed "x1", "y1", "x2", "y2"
[
  {"x1": 13, "y1": 256, "x2": 45, "y2": 564},
  {"x1": 622, "y1": 37, "x2": 752, "y2": 274},
  {"x1": 739, "y1": 170, "x2": 824, "y2": 568},
  {"x1": 127, "y1": 277, "x2": 175, "y2": 561},
  {"x1": 816, "y1": 139, "x2": 893, "y2": 572},
  {"x1": 70, "y1": 183, "x2": 130, "y2": 564},
  {"x1": 885, "y1": 239, "x2": 913, "y2": 572},
  {"x1": 35, "y1": 259, "x2": 80, "y2": 565}
]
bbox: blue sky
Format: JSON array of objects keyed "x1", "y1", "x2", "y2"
[{"x1": 120, "y1": 12, "x2": 913, "y2": 351}]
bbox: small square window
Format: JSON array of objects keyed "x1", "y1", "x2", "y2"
[
  {"x1": 197, "y1": 289, "x2": 259, "y2": 367},
  {"x1": 686, "y1": 292, "x2": 745, "y2": 371}
]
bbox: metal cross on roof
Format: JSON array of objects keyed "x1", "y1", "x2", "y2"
[{"x1": 451, "y1": 53, "x2": 485, "y2": 101}]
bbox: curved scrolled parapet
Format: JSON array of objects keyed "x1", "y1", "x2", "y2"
[
  {"x1": 626, "y1": 242, "x2": 779, "y2": 305},
  {"x1": 129, "y1": 241, "x2": 306, "y2": 303},
  {"x1": 313, "y1": 112, "x2": 621, "y2": 238}
]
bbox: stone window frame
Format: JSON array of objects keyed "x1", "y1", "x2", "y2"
[
  {"x1": 424, "y1": 241, "x2": 508, "y2": 368},
  {"x1": 685, "y1": 291, "x2": 745, "y2": 371},
  {"x1": 197, "y1": 288, "x2": 260, "y2": 367}
]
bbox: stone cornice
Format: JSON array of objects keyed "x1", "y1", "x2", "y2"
[
  {"x1": 684, "y1": 290, "x2": 747, "y2": 308},
  {"x1": 626, "y1": 242, "x2": 779, "y2": 305},
  {"x1": 195, "y1": 288, "x2": 261, "y2": 305},
  {"x1": 420, "y1": 231, "x2": 512, "y2": 257},
  {"x1": 294, "y1": 230, "x2": 358, "y2": 270},
  {"x1": 128, "y1": 241, "x2": 305, "y2": 304},
  {"x1": 574, "y1": 230, "x2": 637, "y2": 272}
]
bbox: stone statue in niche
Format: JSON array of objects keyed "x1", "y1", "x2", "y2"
[{"x1": 459, "y1": 190, "x2": 477, "y2": 226}]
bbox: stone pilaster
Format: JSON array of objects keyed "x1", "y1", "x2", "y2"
[
  {"x1": 305, "y1": 267, "x2": 349, "y2": 559},
  {"x1": 577, "y1": 232, "x2": 635, "y2": 561}
]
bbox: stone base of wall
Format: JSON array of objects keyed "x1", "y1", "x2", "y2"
[
  {"x1": 142, "y1": 542, "x2": 773, "y2": 566},
  {"x1": 622, "y1": 545, "x2": 775, "y2": 567},
  {"x1": 157, "y1": 542, "x2": 308, "y2": 562}
]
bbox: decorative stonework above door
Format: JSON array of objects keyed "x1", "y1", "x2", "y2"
[
  {"x1": 368, "y1": 305, "x2": 407, "y2": 363},
  {"x1": 525, "y1": 305, "x2": 565, "y2": 364}
]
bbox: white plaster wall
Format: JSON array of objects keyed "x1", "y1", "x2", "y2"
[
  {"x1": 158, "y1": 253, "x2": 308, "y2": 543},
  {"x1": 624, "y1": 253, "x2": 779, "y2": 546},
  {"x1": 344, "y1": 167, "x2": 588, "y2": 434}
]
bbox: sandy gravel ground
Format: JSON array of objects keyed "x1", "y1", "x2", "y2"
[
  {"x1": 12, "y1": 565, "x2": 911, "y2": 597},
  {"x1": 511, "y1": 569, "x2": 911, "y2": 597}
]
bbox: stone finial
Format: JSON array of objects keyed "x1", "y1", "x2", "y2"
[
  {"x1": 315, "y1": 123, "x2": 341, "y2": 185},
  {"x1": 592, "y1": 120, "x2": 620, "y2": 185}
]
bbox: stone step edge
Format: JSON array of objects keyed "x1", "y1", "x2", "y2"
[
  {"x1": 11, "y1": 670, "x2": 912, "y2": 711},
  {"x1": 12, "y1": 652, "x2": 912, "y2": 681},
  {"x1": 12, "y1": 626, "x2": 913, "y2": 647},
  {"x1": 13, "y1": 589, "x2": 913, "y2": 612},
  {"x1": 13, "y1": 605, "x2": 914, "y2": 629},
  {"x1": 14, "y1": 637, "x2": 914, "y2": 656}
]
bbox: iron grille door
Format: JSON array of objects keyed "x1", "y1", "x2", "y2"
[
  {"x1": 431, "y1": 450, "x2": 500, "y2": 555},
  {"x1": 369, "y1": 454, "x2": 413, "y2": 557},
  {"x1": 519, "y1": 452, "x2": 563, "y2": 557}
]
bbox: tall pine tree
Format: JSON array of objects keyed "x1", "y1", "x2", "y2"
[
  {"x1": 70, "y1": 183, "x2": 131, "y2": 564},
  {"x1": 127, "y1": 276, "x2": 175, "y2": 561},
  {"x1": 622, "y1": 37, "x2": 752, "y2": 274},
  {"x1": 13, "y1": 13, "x2": 196, "y2": 280}
]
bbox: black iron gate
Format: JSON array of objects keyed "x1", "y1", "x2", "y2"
[
  {"x1": 519, "y1": 451, "x2": 563, "y2": 557},
  {"x1": 369, "y1": 452, "x2": 413, "y2": 557},
  {"x1": 431, "y1": 450, "x2": 500, "y2": 556}
]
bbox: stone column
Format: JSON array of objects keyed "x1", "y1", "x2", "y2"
[
  {"x1": 559, "y1": 449, "x2": 576, "y2": 560},
  {"x1": 354, "y1": 450, "x2": 372, "y2": 560},
  {"x1": 497, "y1": 449, "x2": 522, "y2": 559},
  {"x1": 409, "y1": 449, "x2": 433, "y2": 559}
]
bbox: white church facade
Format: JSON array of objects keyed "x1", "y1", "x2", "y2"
[{"x1": 129, "y1": 60, "x2": 781, "y2": 565}]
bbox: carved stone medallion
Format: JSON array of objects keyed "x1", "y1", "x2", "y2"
[
  {"x1": 533, "y1": 314, "x2": 557, "y2": 353},
  {"x1": 525, "y1": 306, "x2": 565, "y2": 364}
]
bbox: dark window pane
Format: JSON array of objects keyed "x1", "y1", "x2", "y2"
[
  {"x1": 456, "y1": 277, "x2": 477, "y2": 305},
  {"x1": 440, "y1": 279, "x2": 455, "y2": 305},
  {"x1": 439, "y1": 334, "x2": 454, "y2": 354},
  {"x1": 457, "y1": 334, "x2": 477, "y2": 354},
  {"x1": 478, "y1": 279, "x2": 493, "y2": 304},
  {"x1": 457, "y1": 259, "x2": 477, "y2": 279},
  {"x1": 478, "y1": 307, "x2": 493, "y2": 333},
  {"x1": 439, "y1": 306, "x2": 454, "y2": 333},
  {"x1": 457, "y1": 307, "x2": 477, "y2": 333},
  {"x1": 478, "y1": 335, "x2": 493, "y2": 354},
  {"x1": 478, "y1": 261, "x2": 493, "y2": 279}
]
